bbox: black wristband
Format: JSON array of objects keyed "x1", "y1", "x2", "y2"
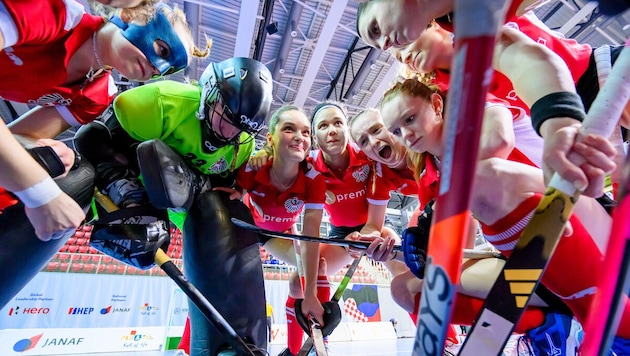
[
  {"x1": 28, "y1": 146, "x2": 65, "y2": 178},
  {"x1": 530, "y1": 91, "x2": 586, "y2": 136}
]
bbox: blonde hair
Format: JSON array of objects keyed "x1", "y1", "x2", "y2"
[
  {"x1": 92, "y1": 0, "x2": 211, "y2": 60},
  {"x1": 381, "y1": 78, "x2": 444, "y2": 181}
]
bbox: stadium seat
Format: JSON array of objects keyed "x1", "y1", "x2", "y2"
[
  {"x1": 58, "y1": 253, "x2": 71, "y2": 262},
  {"x1": 81, "y1": 255, "x2": 91, "y2": 263},
  {"x1": 105, "y1": 264, "x2": 117, "y2": 274},
  {"x1": 47, "y1": 261, "x2": 59, "y2": 272},
  {"x1": 67, "y1": 245, "x2": 79, "y2": 253},
  {"x1": 97, "y1": 264, "x2": 107, "y2": 274},
  {"x1": 59, "y1": 262, "x2": 69, "y2": 272},
  {"x1": 116, "y1": 265, "x2": 126, "y2": 274},
  {"x1": 58, "y1": 244, "x2": 69, "y2": 253},
  {"x1": 67, "y1": 236, "x2": 77, "y2": 245},
  {"x1": 103, "y1": 256, "x2": 113, "y2": 263},
  {"x1": 78, "y1": 245, "x2": 89, "y2": 254},
  {"x1": 71, "y1": 263, "x2": 84, "y2": 273},
  {"x1": 76, "y1": 237, "x2": 88, "y2": 245},
  {"x1": 82, "y1": 263, "x2": 95, "y2": 273}
]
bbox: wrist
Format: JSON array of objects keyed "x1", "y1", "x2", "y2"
[{"x1": 12, "y1": 176, "x2": 62, "y2": 208}]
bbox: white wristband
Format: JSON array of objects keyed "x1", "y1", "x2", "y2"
[{"x1": 13, "y1": 176, "x2": 62, "y2": 208}]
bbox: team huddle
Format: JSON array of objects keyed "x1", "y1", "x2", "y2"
[{"x1": 0, "y1": 0, "x2": 629, "y2": 355}]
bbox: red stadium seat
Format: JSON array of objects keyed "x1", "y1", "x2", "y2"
[
  {"x1": 59, "y1": 262, "x2": 69, "y2": 272},
  {"x1": 67, "y1": 236, "x2": 77, "y2": 245},
  {"x1": 47, "y1": 261, "x2": 59, "y2": 272},
  {"x1": 67, "y1": 245, "x2": 79, "y2": 254},
  {"x1": 58, "y1": 244, "x2": 68, "y2": 253},
  {"x1": 116, "y1": 265, "x2": 126, "y2": 274},
  {"x1": 105, "y1": 264, "x2": 116, "y2": 274},
  {"x1": 76, "y1": 237, "x2": 88, "y2": 245},
  {"x1": 81, "y1": 255, "x2": 91, "y2": 263},
  {"x1": 97, "y1": 264, "x2": 107, "y2": 273},
  {"x1": 82, "y1": 263, "x2": 95, "y2": 273},
  {"x1": 71, "y1": 263, "x2": 84, "y2": 273},
  {"x1": 78, "y1": 245, "x2": 89, "y2": 254},
  {"x1": 73, "y1": 230, "x2": 84, "y2": 238},
  {"x1": 103, "y1": 256, "x2": 112, "y2": 263},
  {"x1": 58, "y1": 253, "x2": 71, "y2": 262}
]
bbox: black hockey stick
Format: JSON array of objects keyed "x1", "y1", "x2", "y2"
[{"x1": 231, "y1": 218, "x2": 499, "y2": 259}]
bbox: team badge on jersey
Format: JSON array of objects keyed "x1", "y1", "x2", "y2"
[
  {"x1": 208, "y1": 157, "x2": 228, "y2": 174},
  {"x1": 29, "y1": 93, "x2": 72, "y2": 107},
  {"x1": 284, "y1": 197, "x2": 304, "y2": 214},
  {"x1": 352, "y1": 164, "x2": 370, "y2": 183}
]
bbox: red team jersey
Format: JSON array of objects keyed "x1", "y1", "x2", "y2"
[
  {"x1": 0, "y1": 0, "x2": 116, "y2": 125},
  {"x1": 369, "y1": 162, "x2": 419, "y2": 201},
  {"x1": 309, "y1": 143, "x2": 389, "y2": 228},
  {"x1": 237, "y1": 161, "x2": 326, "y2": 232}
]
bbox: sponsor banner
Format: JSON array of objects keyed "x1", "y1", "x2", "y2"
[
  {"x1": 0, "y1": 273, "x2": 173, "y2": 329},
  {"x1": 0, "y1": 327, "x2": 165, "y2": 355}
]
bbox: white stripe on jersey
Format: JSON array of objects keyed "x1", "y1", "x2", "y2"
[{"x1": 61, "y1": 0, "x2": 86, "y2": 31}]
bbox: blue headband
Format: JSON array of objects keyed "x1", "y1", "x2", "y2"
[{"x1": 110, "y1": 4, "x2": 188, "y2": 77}]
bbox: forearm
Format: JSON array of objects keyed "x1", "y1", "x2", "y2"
[{"x1": 0, "y1": 122, "x2": 52, "y2": 191}]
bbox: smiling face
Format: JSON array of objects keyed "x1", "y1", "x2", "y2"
[
  {"x1": 268, "y1": 108, "x2": 311, "y2": 163},
  {"x1": 380, "y1": 89, "x2": 444, "y2": 156},
  {"x1": 312, "y1": 106, "x2": 349, "y2": 156},
  {"x1": 389, "y1": 23, "x2": 455, "y2": 73},
  {"x1": 357, "y1": 0, "x2": 436, "y2": 51},
  {"x1": 350, "y1": 109, "x2": 407, "y2": 168}
]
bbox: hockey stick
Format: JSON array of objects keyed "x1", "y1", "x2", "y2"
[
  {"x1": 412, "y1": 0, "x2": 508, "y2": 354},
  {"x1": 231, "y1": 218, "x2": 500, "y2": 259},
  {"x1": 460, "y1": 38, "x2": 630, "y2": 356},
  {"x1": 93, "y1": 190, "x2": 256, "y2": 356},
  {"x1": 579, "y1": 38, "x2": 630, "y2": 356},
  {"x1": 297, "y1": 254, "x2": 365, "y2": 356}
]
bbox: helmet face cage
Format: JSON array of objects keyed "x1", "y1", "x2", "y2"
[
  {"x1": 204, "y1": 87, "x2": 262, "y2": 146},
  {"x1": 198, "y1": 57, "x2": 273, "y2": 145}
]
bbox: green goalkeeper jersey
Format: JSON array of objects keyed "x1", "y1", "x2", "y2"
[
  {"x1": 113, "y1": 80, "x2": 254, "y2": 177},
  {"x1": 113, "y1": 80, "x2": 255, "y2": 229}
]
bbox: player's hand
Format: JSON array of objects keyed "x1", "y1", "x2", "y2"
[
  {"x1": 541, "y1": 119, "x2": 616, "y2": 197},
  {"x1": 25, "y1": 192, "x2": 84, "y2": 241},
  {"x1": 212, "y1": 186, "x2": 243, "y2": 200},
  {"x1": 32, "y1": 138, "x2": 76, "y2": 178},
  {"x1": 300, "y1": 292, "x2": 325, "y2": 327},
  {"x1": 248, "y1": 149, "x2": 271, "y2": 171}
]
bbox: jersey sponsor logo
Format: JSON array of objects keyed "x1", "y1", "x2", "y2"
[
  {"x1": 352, "y1": 164, "x2": 370, "y2": 183},
  {"x1": 325, "y1": 188, "x2": 366, "y2": 204},
  {"x1": 284, "y1": 197, "x2": 304, "y2": 214}
]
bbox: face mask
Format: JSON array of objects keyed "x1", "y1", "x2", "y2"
[{"x1": 110, "y1": 4, "x2": 188, "y2": 77}]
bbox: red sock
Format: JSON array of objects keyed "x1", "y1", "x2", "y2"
[
  {"x1": 286, "y1": 296, "x2": 304, "y2": 354},
  {"x1": 481, "y1": 193, "x2": 630, "y2": 338},
  {"x1": 317, "y1": 275, "x2": 331, "y2": 302},
  {"x1": 178, "y1": 314, "x2": 191, "y2": 355}
]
